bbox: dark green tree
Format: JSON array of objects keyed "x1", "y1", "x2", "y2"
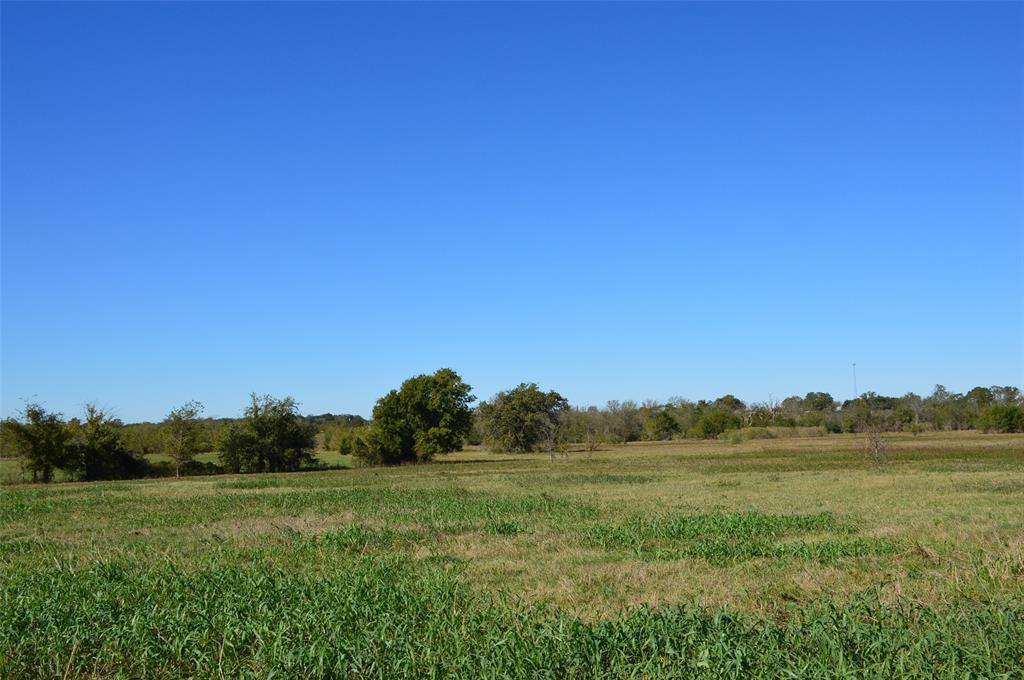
[
  {"x1": 977, "y1": 404, "x2": 1024, "y2": 433},
  {"x1": 688, "y1": 410, "x2": 742, "y2": 439},
  {"x1": 163, "y1": 400, "x2": 204, "y2": 477},
  {"x1": 713, "y1": 394, "x2": 746, "y2": 412},
  {"x1": 360, "y1": 368, "x2": 475, "y2": 465},
  {"x1": 66, "y1": 404, "x2": 143, "y2": 480},
  {"x1": 1, "y1": 403, "x2": 72, "y2": 483},
  {"x1": 477, "y1": 383, "x2": 568, "y2": 453},
  {"x1": 220, "y1": 395, "x2": 317, "y2": 473},
  {"x1": 643, "y1": 406, "x2": 679, "y2": 441},
  {"x1": 803, "y1": 392, "x2": 836, "y2": 413}
]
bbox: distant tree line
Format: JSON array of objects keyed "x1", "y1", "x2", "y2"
[
  {"x1": 2, "y1": 373, "x2": 1021, "y2": 482},
  {"x1": 550, "y1": 385, "x2": 1024, "y2": 448},
  {"x1": 1, "y1": 398, "x2": 368, "y2": 483}
]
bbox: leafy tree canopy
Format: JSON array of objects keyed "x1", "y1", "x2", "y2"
[
  {"x1": 361, "y1": 368, "x2": 475, "y2": 465},
  {"x1": 1, "y1": 403, "x2": 72, "y2": 483},
  {"x1": 478, "y1": 383, "x2": 568, "y2": 453},
  {"x1": 220, "y1": 394, "x2": 317, "y2": 473},
  {"x1": 163, "y1": 400, "x2": 204, "y2": 477}
]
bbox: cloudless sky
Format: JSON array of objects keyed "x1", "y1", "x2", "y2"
[{"x1": 2, "y1": 2, "x2": 1022, "y2": 422}]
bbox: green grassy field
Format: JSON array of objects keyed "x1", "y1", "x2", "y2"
[{"x1": 2, "y1": 432, "x2": 1022, "y2": 677}]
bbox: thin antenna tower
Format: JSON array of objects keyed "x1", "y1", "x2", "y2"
[{"x1": 852, "y1": 363, "x2": 858, "y2": 400}]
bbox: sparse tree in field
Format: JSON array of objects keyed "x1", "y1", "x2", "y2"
[
  {"x1": 220, "y1": 394, "x2": 317, "y2": 473},
  {"x1": 477, "y1": 383, "x2": 568, "y2": 454},
  {"x1": 163, "y1": 400, "x2": 204, "y2": 477},
  {"x1": 360, "y1": 368, "x2": 475, "y2": 465},
  {"x1": 865, "y1": 429, "x2": 890, "y2": 465},
  {"x1": 1, "y1": 403, "x2": 72, "y2": 483}
]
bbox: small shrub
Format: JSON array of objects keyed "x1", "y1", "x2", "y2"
[{"x1": 865, "y1": 431, "x2": 889, "y2": 465}]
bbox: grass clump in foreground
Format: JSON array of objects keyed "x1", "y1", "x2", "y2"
[
  {"x1": 2, "y1": 558, "x2": 1021, "y2": 679},
  {"x1": 1, "y1": 432, "x2": 1023, "y2": 677}
]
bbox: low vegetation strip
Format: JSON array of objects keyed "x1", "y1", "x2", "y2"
[
  {"x1": 579, "y1": 511, "x2": 897, "y2": 564},
  {"x1": 2, "y1": 559, "x2": 1021, "y2": 679}
]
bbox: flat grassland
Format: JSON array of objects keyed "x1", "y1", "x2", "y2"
[{"x1": 2, "y1": 432, "x2": 1022, "y2": 677}]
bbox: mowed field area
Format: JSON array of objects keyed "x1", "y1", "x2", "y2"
[{"x1": 2, "y1": 432, "x2": 1022, "y2": 678}]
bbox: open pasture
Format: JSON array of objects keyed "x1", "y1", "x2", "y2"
[{"x1": 2, "y1": 432, "x2": 1022, "y2": 677}]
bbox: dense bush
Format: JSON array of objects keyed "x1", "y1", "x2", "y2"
[
  {"x1": 688, "y1": 410, "x2": 742, "y2": 439},
  {"x1": 220, "y1": 394, "x2": 317, "y2": 473},
  {"x1": 358, "y1": 368, "x2": 475, "y2": 465},
  {"x1": 977, "y1": 403, "x2": 1024, "y2": 433},
  {"x1": 478, "y1": 383, "x2": 568, "y2": 453},
  {"x1": 1, "y1": 403, "x2": 72, "y2": 483}
]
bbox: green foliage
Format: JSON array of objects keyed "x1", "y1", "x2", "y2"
[
  {"x1": 688, "y1": 410, "x2": 741, "y2": 439},
  {"x1": 478, "y1": 383, "x2": 569, "y2": 453},
  {"x1": 335, "y1": 425, "x2": 370, "y2": 456},
  {"x1": 602, "y1": 400, "x2": 644, "y2": 443},
  {"x1": 162, "y1": 400, "x2": 204, "y2": 477},
  {"x1": 220, "y1": 394, "x2": 317, "y2": 473},
  {"x1": 977, "y1": 403, "x2": 1024, "y2": 433},
  {"x1": 359, "y1": 368, "x2": 475, "y2": 465},
  {"x1": 712, "y1": 394, "x2": 746, "y2": 412},
  {"x1": 642, "y1": 407, "x2": 679, "y2": 441},
  {"x1": 320, "y1": 416, "x2": 369, "y2": 452},
  {"x1": 803, "y1": 391, "x2": 836, "y2": 412},
  {"x1": 66, "y1": 405, "x2": 145, "y2": 481},
  {"x1": 558, "y1": 407, "x2": 607, "y2": 451},
  {"x1": 119, "y1": 422, "x2": 163, "y2": 456},
  {"x1": 1, "y1": 403, "x2": 72, "y2": 483}
]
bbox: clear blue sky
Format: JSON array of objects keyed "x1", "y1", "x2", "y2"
[{"x1": 2, "y1": 2, "x2": 1022, "y2": 422}]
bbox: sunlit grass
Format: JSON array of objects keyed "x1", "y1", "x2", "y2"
[{"x1": 2, "y1": 431, "x2": 1022, "y2": 677}]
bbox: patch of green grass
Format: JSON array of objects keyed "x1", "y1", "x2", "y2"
[
  {"x1": 546, "y1": 472, "x2": 662, "y2": 485},
  {"x1": 579, "y1": 511, "x2": 891, "y2": 564},
  {"x1": 314, "y1": 525, "x2": 415, "y2": 552},
  {"x1": 214, "y1": 477, "x2": 286, "y2": 489},
  {"x1": 2, "y1": 432, "x2": 1023, "y2": 676},
  {"x1": 2, "y1": 558, "x2": 1020, "y2": 678}
]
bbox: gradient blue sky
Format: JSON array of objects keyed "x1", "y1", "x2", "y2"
[{"x1": 2, "y1": 2, "x2": 1022, "y2": 422}]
